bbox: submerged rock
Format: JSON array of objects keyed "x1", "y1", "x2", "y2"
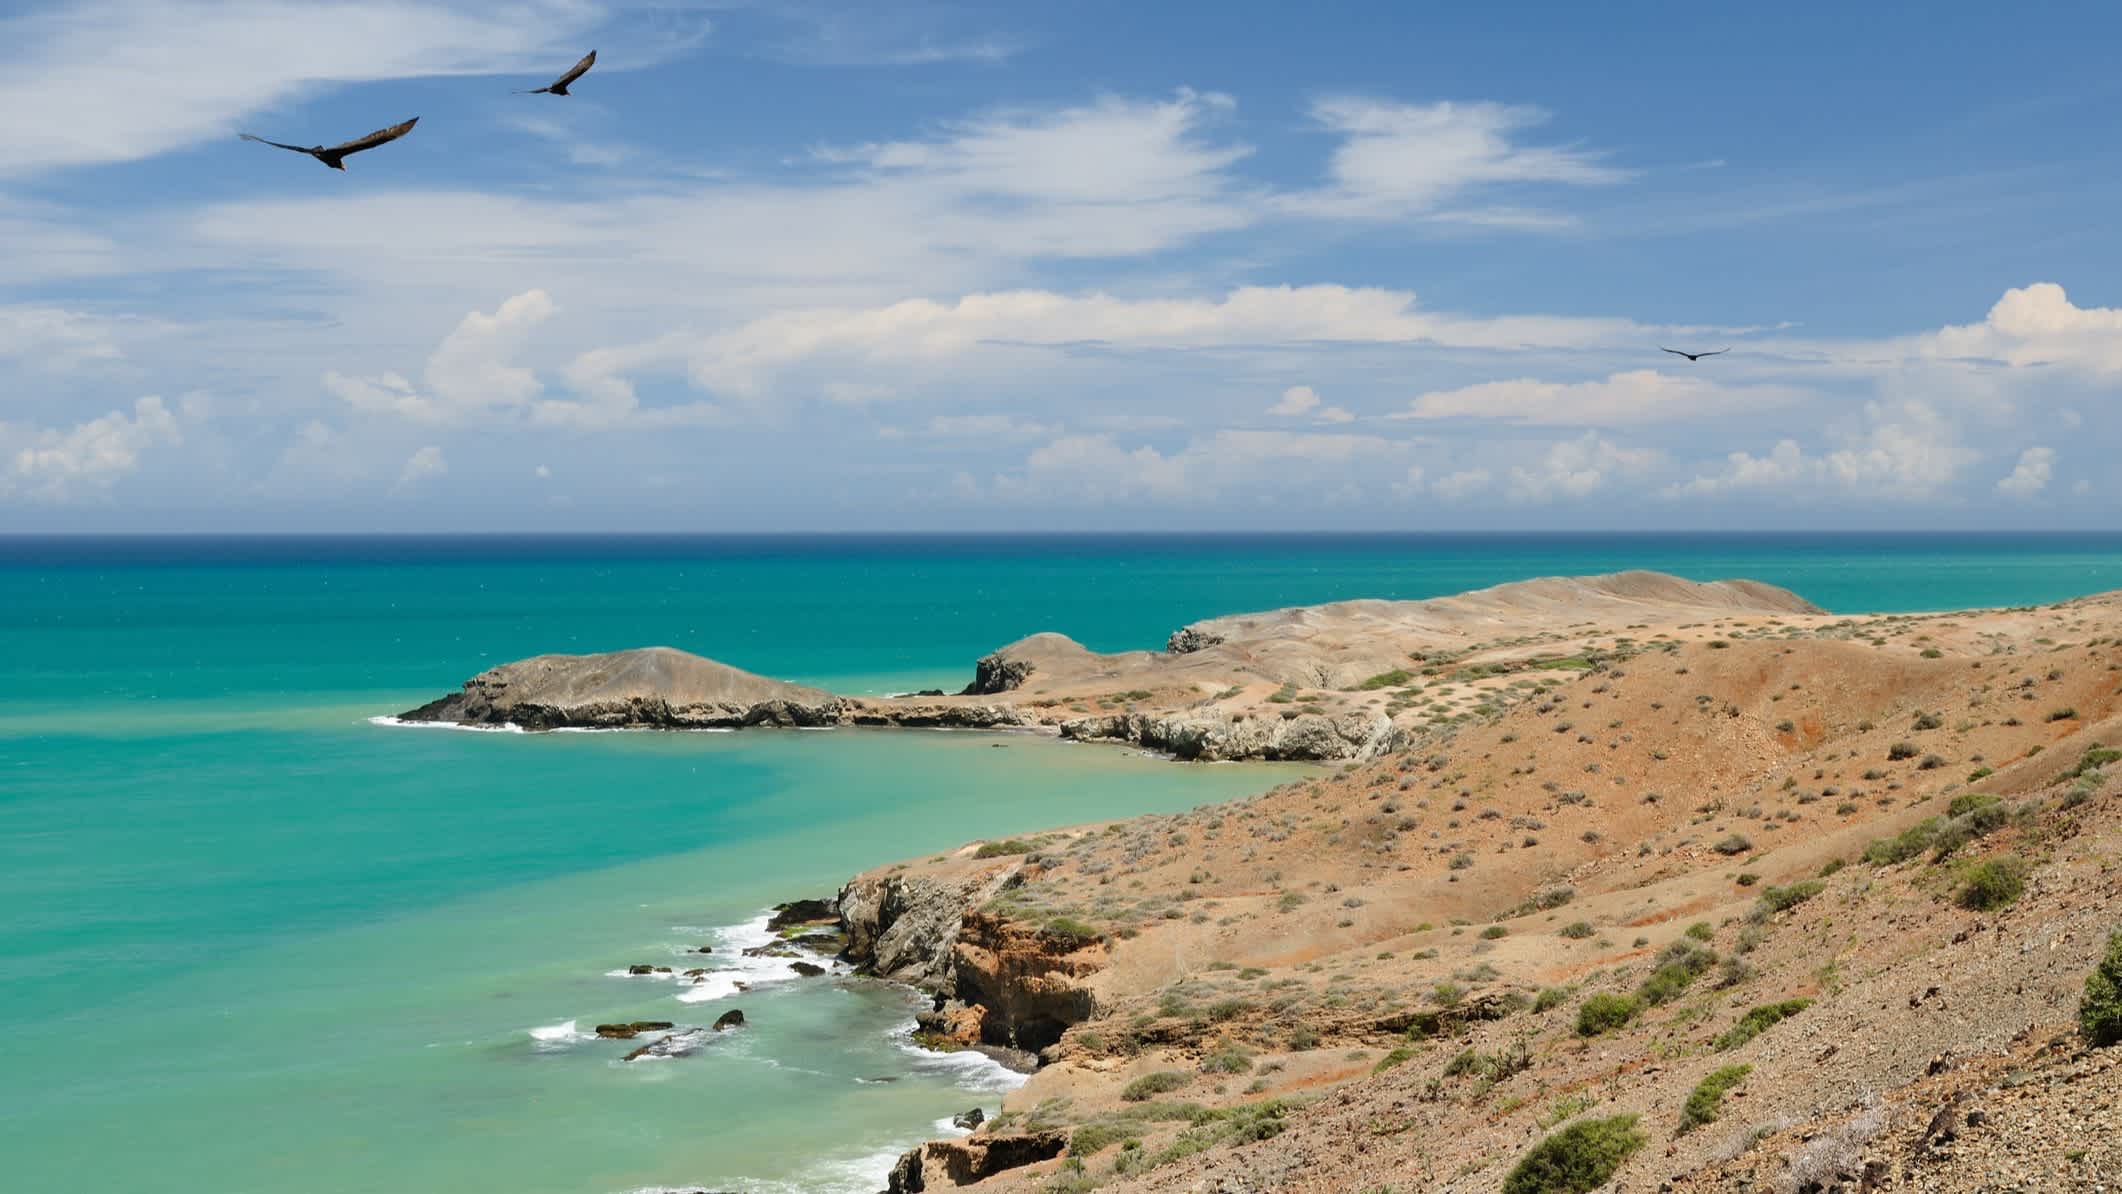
[{"x1": 593, "y1": 1020, "x2": 675, "y2": 1040}]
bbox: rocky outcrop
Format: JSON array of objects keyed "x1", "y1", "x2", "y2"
[
  {"x1": 1165, "y1": 625, "x2": 1224, "y2": 654},
  {"x1": 711, "y1": 1009, "x2": 745, "y2": 1031},
  {"x1": 839, "y1": 861, "x2": 1103, "y2": 1053},
  {"x1": 882, "y1": 1131, "x2": 1069, "y2": 1192},
  {"x1": 1061, "y1": 708, "x2": 1397, "y2": 761},
  {"x1": 839, "y1": 864, "x2": 1026, "y2": 990},
  {"x1": 593, "y1": 1020, "x2": 673, "y2": 1039},
  {"x1": 945, "y1": 912, "x2": 1104, "y2": 1052},
  {"x1": 398, "y1": 647, "x2": 846, "y2": 730},
  {"x1": 766, "y1": 898, "x2": 836, "y2": 932}
]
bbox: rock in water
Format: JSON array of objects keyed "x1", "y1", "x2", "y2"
[
  {"x1": 953, "y1": 1108, "x2": 985, "y2": 1130},
  {"x1": 397, "y1": 647, "x2": 847, "y2": 730},
  {"x1": 766, "y1": 898, "x2": 835, "y2": 931},
  {"x1": 712, "y1": 1009, "x2": 745, "y2": 1031},
  {"x1": 790, "y1": 961, "x2": 826, "y2": 977}
]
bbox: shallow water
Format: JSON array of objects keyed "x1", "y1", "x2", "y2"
[{"x1": 6, "y1": 533, "x2": 2122, "y2": 1191}]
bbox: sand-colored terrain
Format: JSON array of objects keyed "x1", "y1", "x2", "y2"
[{"x1": 821, "y1": 580, "x2": 2122, "y2": 1193}]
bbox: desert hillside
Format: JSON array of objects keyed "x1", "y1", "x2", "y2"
[{"x1": 831, "y1": 583, "x2": 2122, "y2": 1193}]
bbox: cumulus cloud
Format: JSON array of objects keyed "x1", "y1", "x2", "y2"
[
  {"x1": 1399, "y1": 368, "x2": 1802, "y2": 426},
  {"x1": 396, "y1": 444, "x2": 447, "y2": 488},
  {"x1": 1911, "y1": 283, "x2": 2122, "y2": 373},
  {"x1": 2, "y1": 395, "x2": 177, "y2": 500},
  {"x1": 983, "y1": 428, "x2": 1413, "y2": 505},
  {"x1": 1281, "y1": 98, "x2": 1626, "y2": 223},
  {"x1": 1431, "y1": 468, "x2": 1492, "y2": 501},
  {"x1": 1994, "y1": 446, "x2": 2055, "y2": 497},
  {"x1": 1268, "y1": 384, "x2": 1353, "y2": 422},
  {"x1": 1506, "y1": 433, "x2": 1660, "y2": 502},
  {"x1": 326, "y1": 289, "x2": 556, "y2": 422},
  {"x1": 1668, "y1": 400, "x2": 1970, "y2": 501}
]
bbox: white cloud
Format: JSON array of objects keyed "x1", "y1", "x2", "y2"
[
  {"x1": 326, "y1": 289, "x2": 556, "y2": 422},
  {"x1": 984, "y1": 428, "x2": 1412, "y2": 505},
  {"x1": 1400, "y1": 368, "x2": 1801, "y2": 426},
  {"x1": 397, "y1": 444, "x2": 447, "y2": 488},
  {"x1": 0, "y1": 304, "x2": 130, "y2": 370},
  {"x1": 597, "y1": 285, "x2": 1692, "y2": 403},
  {"x1": 1268, "y1": 384, "x2": 1320, "y2": 416},
  {"x1": 534, "y1": 463, "x2": 551, "y2": 479},
  {"x1": 1668, "y1": 400, "x2": 1970, "y2": 501},
  {"x1": 1282, "y1": 98, "x2": 1627, "y2": 223},
  {"x1": 0, "y1": 0, "x2": 607, "y2": 176},
  {"x1": 1431, "y1": 467, "x2": 1492, "y2": 501},
  {"x1": 1994, "y1": 446, "x2": 2054, "y2": 497},
  {"x1": 1267, "y1": 383, "x2": 1354, "y2": 422},
  {"x1": 1911, "y1": 283, "x2": 2122, "y2": 373},
  {"x1": 2, "y1": 395, "x2": 177, "y2": 499},
  {"x1": 925, "y1": 414, "x2": 1054, "y2": 441},
  {"x1": 1506, "y1": 433, "x2": 1659, "y2": 502}
]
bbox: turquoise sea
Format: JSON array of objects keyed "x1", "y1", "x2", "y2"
[{"x1": 7, "y1": 533, "x2": 2122, "y2": 1193}]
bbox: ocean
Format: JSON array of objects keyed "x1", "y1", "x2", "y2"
[{"x1": 5, "y1": 532, "x2": 2122, "y2": 1192}]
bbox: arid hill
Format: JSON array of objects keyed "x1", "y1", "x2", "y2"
[
  {"x1": 820, "y1": 583, "x2": 2122, "y2": 1193},
  {"x1": 403, "y1": 571, "x2": 1825, "y2": 760}
]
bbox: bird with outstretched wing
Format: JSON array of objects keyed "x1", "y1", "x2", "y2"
[
  {"x1": 240, "y1": 117, "x2": 418, "y2": 170},
  {"x1": 518, "y1": 50, "x2": 597, "y2": 95},
  {"x1": 1659, "y1": 347, "x2": 1730, "y2": 362}
]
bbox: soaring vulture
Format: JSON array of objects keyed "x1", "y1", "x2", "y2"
[
  {"x1": 240, "y1": 117, "x2": 418, "y2": 170},
  {"x1": 518, "y1": 50, "x2": 597, "y2": 95},
  {"x1": 1659, "y1": 347, "x2": 1730, "y2": 362}
]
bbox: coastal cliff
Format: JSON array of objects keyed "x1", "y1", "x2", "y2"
[
  {"x1": 397, "y1": 570, "x2": 1823, "y2": 761},
  {"x1": 814, "y1": 582, "x2": 2122, "y2": 1193}
]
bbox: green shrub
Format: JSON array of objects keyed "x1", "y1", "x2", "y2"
[
  {"x1": 1358, "y1": 668, "x2": 1415, "y2": 690},
  {"x1": 1502, "y1": 1114, "x2": 1647, "y2": 1194},
  {"x1": 1558, "y1": 921, "x2": 1595, "y2": 940},
  {"x1": 1888, "y1": 741, "x2": 1919, "y2": 761},
  {"x1": 1863, "y1": 817, "x2": 1942, "y2": 865},
  {"x1": 1713, "y1": 998, "x2": 1812, "y2": 1050},
  {"x1": 1042, "y1": 916, "x2": 1103, "y2": 945},
  {"x1": 2070, "y1": 747, "x2": 2121, "y2": 778},
  {"x1": 1684, "y1": 922, "x2": 1715, "y2": 941},
  {"x1": 1638, "y1": 940, "x2": 1718, "y2": 1006},
  {"x1": 1373, "y1": 1045, "x2": 1417, "y2": 1073},
  {"x1": 1712, "y1": 834, "x2": 1753, "y2": 856},
  {"x1": 1069, "y1": 1122, "x2": 1126, "y2": 1156},
  {"x1": 2082, "y1": 930, "x2": 2122, "y2": 1048},
  {"x1": 1203, "y1": 1044, "x2": 1254, "y2": 1074},
  {"x1": 2048, "y1": 707, "x2": 2080, "y2": 723},
  {"x1": 1958, "y1": 857, "x2": 2028, "y2": 910},
  {"x1": 973, "y1": 839, "x2": 1033, "y2": 858},
  {"x1": 1756, "y1": 880, "x2": 1826, "y2": 914},
  {"x1": 1481, "y1": 925, "x2": 1509, "y2": 940},
  {"x1": 1121, "y1": 1070, "x2": 1192, "y2": 1102},
  {"x1": 1576, "y1": 993, "x2": 1644, "y2": 1036},
  {"x1": 1680, "y1": 1064, "x2": 1751, "y2": 1132},
  {"x1": 1534, "y1": 986, "x2": 1572, "y2": 1013},
  {"x1": 1947, "y1": 792, "x2": 2000, "y2": 818}
]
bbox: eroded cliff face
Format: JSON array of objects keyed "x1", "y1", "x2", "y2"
[
  {"x1": 838, "y1": 861, "x2": 1106, "y2": 1055},
  {"x1": 1059, "y1": 708, "x2": 1398, "y2": 761},
  {"x1": 883, "y1": 1131, "x2": 1068, "y2": 1193}
]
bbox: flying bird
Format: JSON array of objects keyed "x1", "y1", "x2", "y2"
[
  {"x1": 518, "y1": 50, "x2": 597, "y2": 95},
  {"x1": 240, "y1": 117, "x2": 418, "y2": 170},
  {"x1": 1660, "y1": 347, "x2": 1730, "y2": 362}
]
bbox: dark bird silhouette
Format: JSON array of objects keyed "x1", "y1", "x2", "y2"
[
  {"x1": 1660, "y1": 347, "x2": 1730, "y2": 362},
  {"x1": 240, "y1": 117, "x2": 418, "y2": 170},
  {"x1": 518, "y1": 50, "x2": 596, "y2": 95}
]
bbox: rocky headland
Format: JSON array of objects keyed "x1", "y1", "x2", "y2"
[
  {"x1": 397, "y1": 570, "x2": 1824, "y2": 761},
  {"x1": 767, "y1": 579, "x2": 2122, "y2": 1193}
]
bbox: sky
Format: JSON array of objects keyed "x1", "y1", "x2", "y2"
[{"x1": 4, "y1": 0, "x2": 2121, "y2": 532}]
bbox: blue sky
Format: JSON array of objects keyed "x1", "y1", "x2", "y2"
[{"x1": 4, "y1": 0, "x2": 2121, "y2": 531}]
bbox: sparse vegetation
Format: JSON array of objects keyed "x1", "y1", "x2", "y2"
[
  {"x1": 1679, "y1": 1064, "x2": 1751, "y2": 1132},
  {"x1": 1712, "y1": 833, "x2": 1753, "y2": 856},
  {"x1": 1714, "y1": 998, "x2": 1812, "y2": 1050},
  {"x1": 1576, "y1": 992, "x2": 1644, "y2": 1036},
  {"x1": 2082, "y1": 929, "x2": 2122, "y2": 1048},
  {"x1": 1957, "y1": 856, "x2": 2028, "y2": 910},
  {"x1": 1502, "y1": 1115, "x2": 1646, "y2": 1194},
  {"x1": 1121, "y1": 1070, "x2": 1192, "y2": 1102},
  {"x1": 973, "y1": 839, "x2": 1034, "y2": 858}
]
